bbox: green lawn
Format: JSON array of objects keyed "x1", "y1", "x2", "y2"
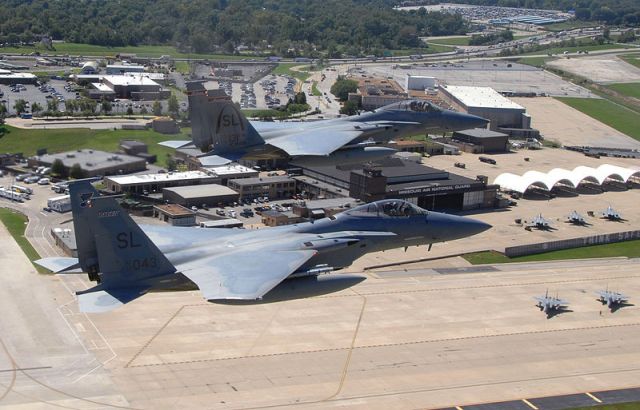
[
  {"x1": 0, "y1": 208, "x2": 43, "y2": 272},
  {"x1": 0, "y1": 125, "x2": 189, "y2": 168},
  {"x1": 607, "y1": 82, "x2": 640, "y2": 99},
  {"x1": 174, "y1": 61, "x2": 190, "y2": 74},
  {"x1": 1, "y1": 42, "x2": 249, "y2": 60},
  {"x1": 398, "y1": 44, "x2": 455, "y2": 54},
  {"x1": 464, "y1": 239, "x2": 640, "y2": 265},
  {"x1": 620, "y1": 54, "x2": 640, "y2": 69},
  {"x1": 272, "y1": 63, "x2": 311, "y2": 81},
  {"x1": 311, "y1": 81, "x2": 322, "y2": 97},
  {"x1": 519, "y1": 42, "x2": 630, "y2": 56},
  {"x1": 426, "y1": 36, "x2": 470, "y2": 46},
  {"x1": 544, "y1": 20, "x2": 599, "y2": 32},
  {"x1": 556, "y1": 97, "x2": 640, "y2": 140},
  {"x1": 569, "y1": 403, "x2": 640, "y2": 410},
  {"x1": 517, "y1": 56, "x2": 553, "y2": 68}
]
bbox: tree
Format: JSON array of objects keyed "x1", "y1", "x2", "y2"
[
  {"x1": 140, "y1": 106, "x2": 148, "y2": 115},
  {"x1": 330, "y1": 77, "x2": 359, "y2": 101},
  {"x1": 0, "y1": 103, "x2": 7, "y2": 117},
  {"x1": 101, "y1": 99, "x2": 112, "y2": 114},
  {"x1": 167, "y1": 94, "x2": 179, "y2": 117},
  {"x1": 69, "y1": 163, "x2": 85, "y2": 179},
  {"x1": 31, "y1": 102, "x2": 42, "y2": 115},
  {"x1": 13, "y1": 99, "x2": 28, "y2": 114},
  {"x1": 166, "y1": 154, "x2": 177, "y2": 171},
  {"x1": 294, "y1": 91, "x2": 307, "y2": 105},
  {"x1": 51, "y1": 158, "x2": 65, "y2": 177},
  {"x1": 340, "y1": 100, "x2": 358, "y2": 116},
  {"x1": 126, "y1": 106, "x2": 134, "y2": 115},
  {"x1": 64, "y1": 99, "x2": 76, "y2": 115},
  {"x1": 47, "y1": 98, "x2": 59, "y2": 113},
  {"x1": 152, "y1": 100, "x2": 163, "y2": 116}
]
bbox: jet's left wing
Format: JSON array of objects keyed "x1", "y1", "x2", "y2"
[
  {"x1": 267, "y1": 128, "x2": 362, "y2": 156},
  {"x1": 179, "y1": 249, "x2": 317, "y2": 300}
]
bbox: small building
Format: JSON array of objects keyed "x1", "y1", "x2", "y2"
[
  {"x1": 105, "y1": 170, "x2": 219, "y2": 194},
  {"x1": 98, "y1": 75, "x2": 163, "y2": 99},
  {"x1": 119, "y1": 140, "x2": 148, "y2": 156},
  {"x1": 152, "y1": 117, "x2": 179, "y2": 134},
  {"x1": 81, "y1": 61, "x2": 99, "y2": 74},
  {"x1": 33, "y1": 150, "x2": 146, "y2": 178},
  {"x1": 0, "y1": 72, "x2": 38, "y2": 85},
  {"x1": 451, "y1": 128, "x2": 509, "y2": 153},
  {"x1": 162, "y1": 184, "x2": 239, "y2": 207},
  {"x1": 106, "y1": 64, "x2": 145, "y2": 75},
  {"x1": 261, "y1": 210, "x2": 305, "y2": 227},
  {"x1": 200, "y1": 219, "x2": 243, "y2": 228},
  {"x1": 153, "y1": 204, "x2": 196, "y2": 226},
  {"x1": 51, "y1": 227, "x2": 77, "y2": 256},
  {"x1": 227, "y1": 175, "x2": 296, "y2": 201},
  {"x1": 405, "y1": 75, "x2": 437, "y2": 91}
]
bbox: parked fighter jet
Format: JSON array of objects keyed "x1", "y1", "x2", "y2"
[
  {"x1": 601, "y1": 205, "x2": 622, "y2": 221},
  {"x1": 526, "y1": 214, "x2": 553, "y2": 230},
  {"x1": 567, "y1": 210, "x2": 586, "y2": 225},
  {"x1": 596, "y1": 287, "x2": 629, "y2": 312},
  {"x1": 160, "y1": 82, "x2": 489, "y2": 166},
  {"x1": 535, "y1": 290, "x2": 569, "y2": 318},
  {"x1": 35, "y1": 181, "x2": 491, "y2": 312}
]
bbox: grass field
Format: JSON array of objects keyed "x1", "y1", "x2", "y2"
[
  {"x1": 607, "y1": 83, "x2": 640, "y2": 99},
  {"x1": 426, "y1": 36, "x2": 470, "y2": 46},
  {"x1": 520, "y1": 42, "x2": 631, "y2": 56},
  {"x1": 0, "y1": 125, "x2": 189, "y2": 168},
  {"x1": 311, "y1": 81, "x2": 322, "y2": 97},
  {"x1": 556, "y1": 97, "x2": 640, "y2": 140},
  {"x1": 463, "y1": 239, "x2": 640, "y2": 265},
  {"x1": 517, "y1": 56, "x2": 554, "y2": 67},
  {"x1": 174, "y1": 61, "x2": 190, "y2": 74},
  {"x1": 0, "y1": 42, "x2": 248, "y2": 60},
  {"x1": 544, "y1": 20, "x2": 599, "y2": 32},
  {"x1": 0, "y1": 208, "x2": 44, "y2": 272},
  {"x1": 620, "y1": 54, "x2": 640, "y2": 69},
  {"x1": 400, "y1": 44, "x2": 455, "y2": 54},
  {"x1": 272, "y1": 63, "x2": 311, "y2": 81},
  {"x1": 569, "y1": 402, "x2": 640, "y2": 410}
]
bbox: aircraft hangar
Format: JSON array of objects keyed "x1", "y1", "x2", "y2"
[{"x1": 292, "y1": 157, "x2": 497, "y2": 211}]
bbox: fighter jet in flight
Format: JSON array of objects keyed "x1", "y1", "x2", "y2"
[
  {"x1": 601, "y1": 205, "x2": 623, "y2": 221},
  {"x1": 567, "y1": 210, "x2": 587, "y2": 225},
  {"x1": 596, "y1": 287, "x2": 629, "y2": 312},
  {"x1": 35, "y1": 180, "x2": 490, "y2": 312},
  {"x1": 160, "y1": 81, "x2": 489, "y2": 166},
  {"x1": 535, "y1": 290, "x2": 569, "y2": 318}
]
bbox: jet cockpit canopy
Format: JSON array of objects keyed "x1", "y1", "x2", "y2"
[{"x1": 346, "y1": 199, "x2": 427, "y2": 217}]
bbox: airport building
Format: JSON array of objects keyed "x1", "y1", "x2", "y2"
[
  {"x1": 105, "y1": 171, "x2": 219, "y2": 194},
  {"x1": 450, "y1": 128, "x2": 510, "y2": 153},
  {"x1": 32, "y1": 150, "x2": 146, "y2": 178},
  {"x1": 162, "y1": 184, "x2": 239, "y2": 207},
  {"x1": 106, "y1": 64, "x2": 145, "y2": 75},
  {"x1": 0, "y1": 71, "x2": 38, "y2": 85},
  {"x1": 292, "y1": 157, "x2": 497, "y2": 211},
  {"x1": 348, "y1": 77, "x2": 408, "y2": 110},
  {"x1": 439, "y1": 85, "x2": 534, "y2": 135},
  {"x1": 228, "y1": 175, "x2": 296, "y2": 201},
  {"x1": 405, "y1": 75, "x2": 438, "y2": 91},
  {"x1": 152, "y1": 204, "x2": 196, "y2": 226}
]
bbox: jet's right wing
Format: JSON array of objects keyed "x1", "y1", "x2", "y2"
[{"x1": 179, "y1": 249, "x2": 317, "y2": 300}]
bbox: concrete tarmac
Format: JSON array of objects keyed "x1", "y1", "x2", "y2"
[{"x1": 1, "y1": 212, "x2": 640, "y2": 409}]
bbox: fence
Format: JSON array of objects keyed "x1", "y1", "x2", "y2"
[{"x1": 504, "y1": 230, "x2": 640, "y2": 257}]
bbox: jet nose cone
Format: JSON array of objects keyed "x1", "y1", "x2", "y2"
[
  {"x1": 462, "y1": 217, "x2": 492, "y2": 237},
  {"x1": 428, "y1": 213, "x2": 491, "y2": 241},
  {"x1": 442, "y1": 111, "x2": 490, "y2": 131}
]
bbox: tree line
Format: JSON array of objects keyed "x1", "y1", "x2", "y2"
[{"x1": 0, "y1": 0, "x2": 468, "y2": 57}]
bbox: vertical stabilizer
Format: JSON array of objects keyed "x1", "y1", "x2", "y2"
[
  {"x1": 68, "y1": 180, "x2": 101, "y2": 278},
  {"x1": 187, "y1": 81, "x2": 264, "y2": 154}
]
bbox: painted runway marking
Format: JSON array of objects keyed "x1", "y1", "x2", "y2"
[
  {"x1": 522, "y1": 398, "x2": 538, "y2": 409},
  {"x1": 585, "y1": 392, "x2": 602, "y2": 403}
]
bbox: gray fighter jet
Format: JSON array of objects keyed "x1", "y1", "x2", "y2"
[
  {"x1": 567, "y1": 210, "x2": 586, "y2": 225},
  {"x1": 535, "y1": 290, "x2": 569, "y2": 318},
  {"x1": 160, "y1": 82, "x2": 489, "y2": 166},
  {"x1": 596, "y1": 287, "x2": 629, "y2": 312},
  {"x1": 35, "y1": 180, "x2": 490, "y2": 312},
  {"x1": 601, "y1": 205, "x2": 622, "y2": 221},
  {"x1": 526, "y1": 214, "x2": 552, "y2": 230}
]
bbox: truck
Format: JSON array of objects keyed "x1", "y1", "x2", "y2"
[
  {"x1": 479, "y1": 156, "x2": 497, "y2": 165},
  {"x1": 47, "y1": 194, "x2": 72, "y2": 213}
]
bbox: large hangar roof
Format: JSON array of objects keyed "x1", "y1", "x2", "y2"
[
  {"x1": 441, "y1": 85, "x2": 524, "y2": 110},
  {"x1": 494, "y1": 164, "x2": 640, "y2": 193}
]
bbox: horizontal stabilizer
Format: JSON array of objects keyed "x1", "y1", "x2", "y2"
[
  {"x1": 34, "y1": 257, "x2": 81, "y2": 273},
  {"x1": 158, "y1": 140, "x2": 193, "y2": 149},
  {"x1": 77, "y1": 286, "x2": 149, "y2": 313}
]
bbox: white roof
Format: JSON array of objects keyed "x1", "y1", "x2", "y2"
[
  {"x1": 124, "y1": 72, "x2": 166, "y2": 81},
  {"x1": 442, "y1": 85, "x2": 524, "y2": 110},
  {"x1": 203, "y1": 164, "x2": 256, "y2": 176},
  {"x1": 494, "y1": 164, "x2": 640, "y2": 193},
  {"x1": 0, "y1": 72, "x2": 37, "y2": 80},
  {"x1": 106, "y1": 171, "x2": 215, "y2": 185},
  {"x1": 103, "y1": 75, "x2": 158, "y2": 86},
  {"x1": 163, "y1": 184, "x2": 238, "y2": 198},
  {"x1": 91, "y1": 82, "x2": 113, "y2": 92}
]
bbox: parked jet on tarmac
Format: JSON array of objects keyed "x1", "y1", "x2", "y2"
[
  {"x1": 596, "y1": 288, "x2": 629, "y2": 311},
  {"x1": 601, "y1": 205, "x2": 622, "y2": 221},
  {"x1": 160, "y1": 82, "x2": 489, "y2": 166},
  {"x1": 526, "y1": 214, "x2": 553, "y2": 230},
  {"x1": 35, "y1": 181, "x2": 490, "y2": 312},
  {"x1": 535, "y1": 290, "x2": 569, "y2": 318},
  {"x1": 567, "y1": 210, "x2": 586, "y2": 225}
]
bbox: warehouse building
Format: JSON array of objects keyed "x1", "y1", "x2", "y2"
[
  {"x1": 153, "y1": 204, "x2": 196, "y2": 226},
  {"x1": 405, "y1": 74, "x2": 438, "y2": 91},
  {"x1": 81, "y1": 61, "x2": 99, "y2": 74},
  {"x1": 106, "y1": 64, "x2": 145, "y2": 75},
  {"x1": 292, "y1": 158, "x2": 497, "y2": 211},
  {"x1": 163, "y1": 184, "x2": 239, "y2": 207},
  {"x1": 96, "y1": 75, "x2": 165, "y2": 99},
  {"x1": 0, "y1": 72, "x2": 38, "y2": 85},
  {"x1": 32, "y1": 150, "x2": 146, "y2": 178},
  {"x1": 450, "y1": 128, "x2": 509, "y2": 153},
  {"x1": 228, "y1": 175, "x2": 296, "y2": 201},
  {"x1": 439, "y1": 85, "x2": 534, "y2": 135},
  {"x1": 105, "y1": 171, "x2": 218, "y2": 194}
]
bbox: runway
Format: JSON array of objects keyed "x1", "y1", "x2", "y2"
[{"x1": 1, "y1": 214, "x2": 639, "y2": 409}]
